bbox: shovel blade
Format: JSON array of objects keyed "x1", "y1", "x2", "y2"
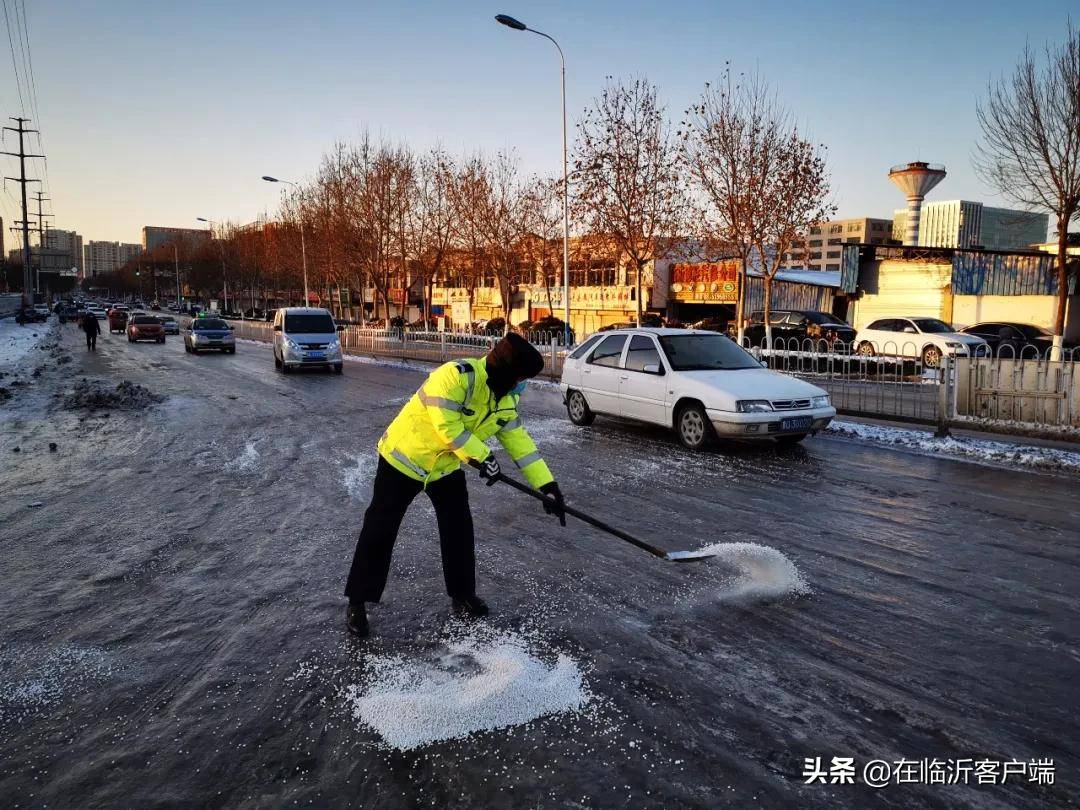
[{"x1": 664, "y1": 549, "x2": 718, "y2": 563}]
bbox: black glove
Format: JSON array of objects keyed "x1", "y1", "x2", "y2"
[
  {"x1": 539, "y1": 481, "x2": 566, "y2": 527},
  {"x1": 469, "y1": 454, "x2": 501, "y2": 486}
]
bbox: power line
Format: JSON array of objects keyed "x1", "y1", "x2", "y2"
[
  {"x1": 1, "y1": 117, "x2": 42, "y2": 299},
  {"x1": 2, "y1": 0, "x2": 26, "y2": 114}
]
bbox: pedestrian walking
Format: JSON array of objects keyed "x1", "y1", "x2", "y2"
[
  {"x1": 343, "y1": 332, "x2": 565, "y2": 637},
  {"x1": 82, "y1": 312, "x2": 101, "y2": 351}
]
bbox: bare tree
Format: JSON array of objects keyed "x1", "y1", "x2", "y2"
[
  {"x1": 573, "y1": 77, "x2": 687, "y2": 323},
  {"x1": 520, "y1": 175, "x2": 564, "y2": 317},
  {"x1": 408, "y1": 149, "x2": 456, "y2": 324},
  {"x1": 451, "y1": 152, "x2": 528, "y2": 329},
  {"x1": 683, "y1": 69, "x2": 834, "y2": 347},
  {"x1": 975, "y1": 25, "x2": 1080, "y2": 358}
]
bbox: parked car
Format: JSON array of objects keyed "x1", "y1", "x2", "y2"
[
  {"x1": 272, "y1": 307, "x2": 343, "y2": 374},
  {"x1": 742, "y1": 310, "x2": 856, "y2": 350},
  {"x1": 157, "y1": 315, "x2": 180, "y2": 335},
  {"x1": 854, "y1": 317, "x2": 988, "y2": 368},
  {"x1": 184, "y1": 317, "x2": 236, "y2": 354},
  {"x1": 127, "y1": 314, "x2": 166, "y2": 343},
  {"x1": 33, "y1": 303, "x2": 52, "y2": 318},
  {"x1": 958, "y1": 322, "x2": 1077, "y2": 357},
  {"x1": 107, "y1": 309, "x2": 129, "y2": 334},
  {"x1": 87, "y1": 304, "x2": 107, "y2": 320},
  {"x1": 559, "y1": 328, "x2": 835, "y2": 448}
]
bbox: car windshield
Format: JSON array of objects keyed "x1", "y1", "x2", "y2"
[
  {"x1": 194, "y1": 318, "x2": 228, "y2": 330},
  {"x1": 912, "y1": 318, "x2": 953, "y2": 333},
  {"x1": 285, "y1": 313, "x2": 335, "y2": 333},
  {"x1": 659, "y1": 334, "x2": 760, "y2": 371},
  {"x1": 132, "y1": 316, "x2": 159, "y2": 325},
  {"x1": 1018, "y1": 324, "x2": 1052, "y2": 338},
  {"x1": 803, "y1": 311, "x2": 849, "y2": 326},
  {"x1": 159, "y1": 316, "x2": 176, "y2": 323}
]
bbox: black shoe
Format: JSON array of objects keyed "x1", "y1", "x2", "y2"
[
  {"x1": 451, "y1": 595, "x2": 489, "y2": 618},
  {"x1": 347, "y1": 602, "x2": 369, "y2": 637}
]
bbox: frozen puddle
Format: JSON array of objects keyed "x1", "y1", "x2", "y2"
[
  {"x1": 341, "y1": 453, "x2": 375, "y2": 500},
  {"x1": 342, "y1": 627, "x2": 590, "y2": 750},
  {"x1": 699, "y1": 542, "x2": 810, "y2": 602},
  {"x1": 228, "y1": 441, "x2": 260, "y2": 473}
]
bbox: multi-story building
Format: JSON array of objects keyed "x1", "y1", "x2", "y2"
[
  {"x1": 83, "y1": 241, "x2": 143, "y2": 278},
  {"x1": 142, "y1": 225, "x2": 209, "y2": 252},
  {"x1": 44, "y1": 229, "x2": 84, "y2": 276},
  {"x1": 781, "y1": 217, "x2": 894, "y2": 271},
  {"x1": 891, "y1": 201, "x2": 1048, "y2": 250}
]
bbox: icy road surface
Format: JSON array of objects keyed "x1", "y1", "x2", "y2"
[{"x1": 0, "y1": 324, "x2": 1077, "y2": 808}]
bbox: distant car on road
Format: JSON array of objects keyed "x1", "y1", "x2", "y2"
[
  {"x1": 742, "y1": 310, "x2": 856, "y2": 351},
  {"x1": 272, "y1": 307, "x2": 343, "y2": 374},
  {"x1": 184, "y1": 317, "x2": 235, "y2": 354},
  {"x1": 958, "y1": 322, "x2": 1076, "y2": 357},
  {"x1": 107, "y1": 309, "x2": 129, "y2": 334},
  {"x1": 560, "y1": 328, "x2": 835, "y2": 448},
  {"x1": 33, "y1": 304, "x2": 51, "y2": 318},
  {"x1": 127, "y1": 315, "x2": 166, "y2": 343},
  {"x1": 854, "y1": 317, "x2": 988, "y2": 368},
  {"x1": 86, "y1": 305, "x2": 107, "y2": 320},
  {"x1": 157, "y1": 315, "x2": 180, "y2": 335}
]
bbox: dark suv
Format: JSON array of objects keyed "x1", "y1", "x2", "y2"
[{"x1": 741, "y1": 310, "x2": 855, "y2": 350}]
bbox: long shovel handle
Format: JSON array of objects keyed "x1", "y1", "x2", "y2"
[{"x1": 493, "y1": 473, "x2": 672, "y2": 560}]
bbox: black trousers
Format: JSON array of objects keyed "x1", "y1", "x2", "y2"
[
  {"x1": 344, "y1": 456, "x2": 475, "y2": 604},
  {"x1": 85, "y1": 332, "x2": 97, "y2": 350}
]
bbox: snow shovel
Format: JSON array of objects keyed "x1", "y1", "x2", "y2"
[{"x1": 493, "y1": 473, "x2": 716, "y2": 563}]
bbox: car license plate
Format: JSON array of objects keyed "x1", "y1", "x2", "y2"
[
  {"x1": 780, "y1": 416, "x2": 812, "y2": 432},
  {"x1": 307, "y1": 352, "x2": 325, "y2": 359},
  {"x1": 209, "y1": 339, "x2": 221, "y2": 344}
]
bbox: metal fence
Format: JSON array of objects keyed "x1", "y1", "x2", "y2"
[
  {"x1": 744, "y1": 337, "x2": 945, "y2": 423},
  {"x1": 223, "y1": 319, "x2": 568, "y2": 380},
  {"x1": 742, "y1": 337, "x2": 1080, "y2": 431}
]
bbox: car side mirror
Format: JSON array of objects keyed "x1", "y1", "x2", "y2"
[
  {"x1": 273, "y1": 325, "x2": 282, "y2": 332},
  {"x1": 643, "y1": 363, "x2": 662, "y2": 375}
]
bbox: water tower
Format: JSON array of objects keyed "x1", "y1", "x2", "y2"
[{"x1": 888, "y1": 161, "x2": 946, "y2": 246}]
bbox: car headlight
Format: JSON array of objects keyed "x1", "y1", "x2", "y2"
[
  {"x1": 736, "y1": 400, "x2": 773, "y2": 413},
  {"x1": 285, "y1": 338, "x2": 303, "y2": 352},
  {"x1": 811, "y1": 395, "x2": 830, "y2": 408}
]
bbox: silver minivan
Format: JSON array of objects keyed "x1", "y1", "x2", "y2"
[{"x1": 272, "y1": 307, "x2": 344, "y2": 374}]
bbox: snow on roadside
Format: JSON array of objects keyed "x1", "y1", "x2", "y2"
[
  {"x1": 340, "y1": 625, "x2": 591, "y2": 750},
  {"x1": 826, "y1": 419, "x2": 1080, "y2": 475},
  {"x1": 0, "y1": 316, "x2": 51, "y2": 371}
]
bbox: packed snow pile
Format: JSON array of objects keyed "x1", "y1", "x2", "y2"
[
  {"x1": 342, "y1": 627, "x2": 591, "y2": 750},
  {"x1": 699, "y1": 542, "x2": 810, "y2": 602},
  {"x1": 0, "y1": 316, "x2": 49, "y2": 370},
  {"x1": 826, "y1": 420, "x2": 1080, "y2": 474},
  {"x1": 62, "y1": 379, "x2": 164, "y2": 411}
]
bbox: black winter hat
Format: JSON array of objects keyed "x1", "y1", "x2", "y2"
[{"x1": 485, "y1": 332, "x2": 545, "y2": 397}]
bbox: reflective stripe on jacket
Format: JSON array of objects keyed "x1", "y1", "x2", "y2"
[{"x1": 377, "y1": 358, "x2": 554, "y2": 489}]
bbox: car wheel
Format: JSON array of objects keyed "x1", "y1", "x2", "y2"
[
  {"x1": 333, "y1": 363, "x2": 343, "y2": 374},
  {"x1": 921, "y1": 345, "x2": 942, "y2": 368},
  {"x1": 566, "y1": 389, "x2": 595, "y2": 426},
  {"x1": 184, "y1": 343, "x2": 191, "y2": 353},
  {"x1": 282, "y1": 362, "x2": 292, "y2": 375},
  {"x1": 274, "y1": 352, "x2": 282, "y2": 369},
  {"x1": 676, "y1": 402, "x2": 713, "y2": 451},
  {"x1": 775, "y1": 433, "x2": 807, "y2": 447},
  {"x1": 228, "y1": 347, "x2": 236, "y2": 354},
  {"x1": 857, "y1": 341, "x2": 876, "y2": 357}
]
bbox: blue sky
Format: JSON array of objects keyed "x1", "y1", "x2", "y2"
[{"x1": 2, "y1": 0, "x2": 1074, "y2": 244}]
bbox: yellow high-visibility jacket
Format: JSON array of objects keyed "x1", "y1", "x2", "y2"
[{"x1": 378, "y1": 358, "x2": 554, "y2": 490}]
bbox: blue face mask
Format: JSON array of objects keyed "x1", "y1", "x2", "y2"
[{"x1": 510, "y1": 380, "x2": 528, "y2": 396}]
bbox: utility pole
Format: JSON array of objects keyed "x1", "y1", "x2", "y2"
[
  {"x1": 33, "y1": 191, "x2": 53, "y2": 295},
  {"x1": 2, "y1": 118, "x2": 43, "y2": 307}
]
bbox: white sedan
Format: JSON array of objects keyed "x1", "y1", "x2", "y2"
[
  {"x1": 559, "y1": 328, "x2": 836, "y2": 449},
  {"x1": 854, "y1": 317, "x2": 988, "y2": 367}
]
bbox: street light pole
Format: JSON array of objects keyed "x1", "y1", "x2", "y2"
[
  {"x1": 262, "y1": 176, "x2": 310, "y2": 307},
  {"x1": 495, "y1": 14, "x2": 571, "y2": 345},
  {"x1": 174, "y1": 243, "x2": 181, "y2": 306}
]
